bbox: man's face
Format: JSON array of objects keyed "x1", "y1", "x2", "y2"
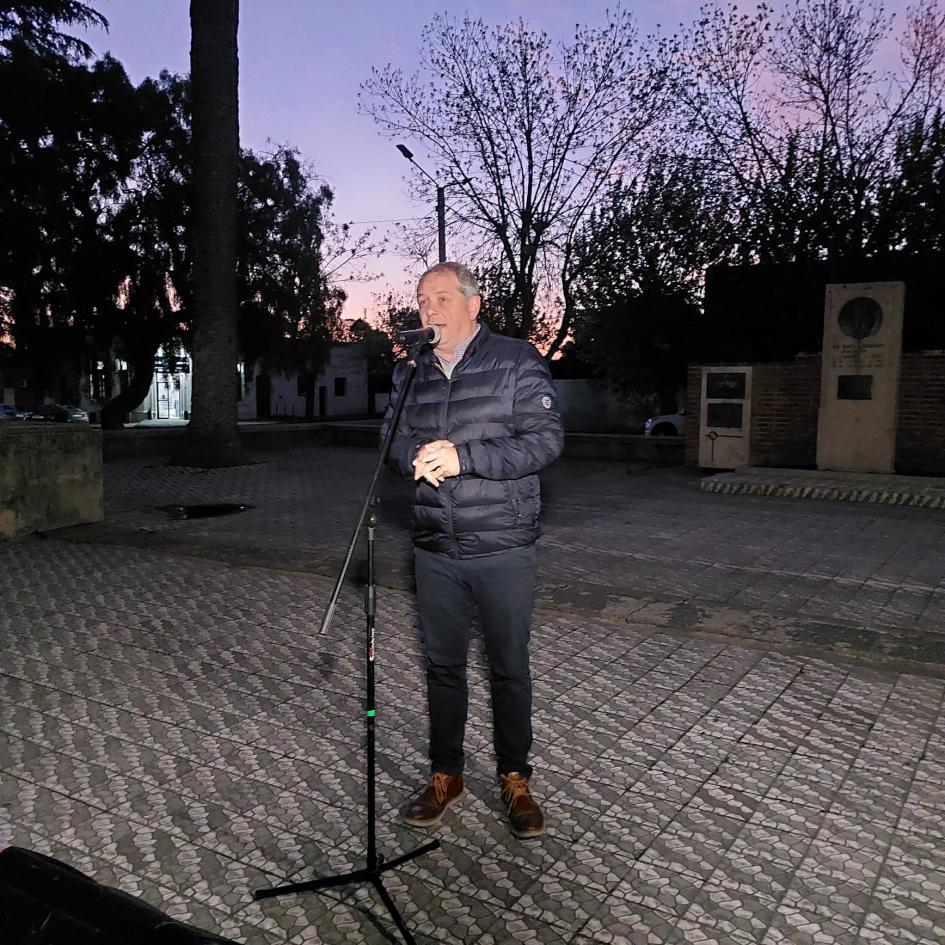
[{"x1": 416, "y1": 270, "x2": 480, "y2": 359}]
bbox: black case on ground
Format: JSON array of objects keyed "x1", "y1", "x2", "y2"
[{"x1": 0, "y1": 847, "x2": 233, "y2": 945}]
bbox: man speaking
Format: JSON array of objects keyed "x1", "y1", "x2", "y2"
[{"x1": 382, "y1": 261, "x2": 564, "y2": 839}]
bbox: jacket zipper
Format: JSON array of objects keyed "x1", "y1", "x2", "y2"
[
  {"x1": 440, "y1": 370, "x2": 459, "y2": 557},
  {"x1": 507, "y1": 481, "x2": 521, "y2": 522}
]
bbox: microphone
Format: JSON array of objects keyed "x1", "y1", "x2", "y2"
[{"x1": 395, "y1": 325, "x2": 441, "y2": 347}]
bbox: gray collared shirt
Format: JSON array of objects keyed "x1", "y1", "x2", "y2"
[{"x1": 435, "y1": 323, "x2": 481, "y2": 379}]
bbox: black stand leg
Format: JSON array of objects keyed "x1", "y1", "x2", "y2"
[{"x1": 253, "y1": 350, "x2": 437, "y2": 945}]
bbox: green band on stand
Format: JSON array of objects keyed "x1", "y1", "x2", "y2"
[{"x1": 366, "y1": 709, "x2": 376, "y2": 717}]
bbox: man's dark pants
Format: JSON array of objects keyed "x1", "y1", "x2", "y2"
[{"x1": 414, "y1": 544, "x2": 536, "y2": 779}]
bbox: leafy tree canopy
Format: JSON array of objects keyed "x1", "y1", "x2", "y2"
[
  {"x1": 0, "y1": 0, "x2": 107, "y2": 60},
  {"x1": 0, "y1": 28, "x2": 374, "y2": 426},
  {"x1": 0, "y1": 39, "x2": 143, "y2": 404},
  {"x1": 571, "y1": 154, "x2": 729, "y2": 411}
]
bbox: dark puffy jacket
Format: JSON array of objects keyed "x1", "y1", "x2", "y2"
[{"x1": 383, "y1": 324, "x2": 564, "y2": 558}]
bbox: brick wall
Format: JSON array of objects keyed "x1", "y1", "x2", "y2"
[
  {"x1": 897, "y1": 351, "x2": 945, "y2": 475},
  {"x1": 684, "y1": 360, "x2": 819, "y2": 468},
  {"x1": 685, "y1": 365, "x2": 701, "y2": 466},
  {"x1": 749, "y1": 354, "x2": 821, "y2": 469},
  {"x1": 687, "y1": 351, "x2": 945, "y2": 473}
]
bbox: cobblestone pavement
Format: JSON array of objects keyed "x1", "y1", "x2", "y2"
[
  {"x1": 2, "y1": 445, "x2": 945, "y2": 943},
  {"x1": 88, "y1": 446, "x2": 945, "y2": 664}
]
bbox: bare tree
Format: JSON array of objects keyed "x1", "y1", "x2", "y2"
[
  {"x1": 361, "y1": 9, "x2": 674, "y2": 356},
  {"x1": 675, "y1": 0, "x2": 945, "y2": 262}
]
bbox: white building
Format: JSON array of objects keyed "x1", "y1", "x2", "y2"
[
  {"x1": 236, "y1": 344, "x2": 368, "y2": 420},
  {"x1": 85, "y1": 343, "x2": 368, "y2": 423},
  {"x1": 147, "y1": 348, "x2": 192, "y2": 421}
]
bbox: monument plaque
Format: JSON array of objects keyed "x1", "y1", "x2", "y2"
[{"x1": 816, "y1": 282, "x2": 904, "y2": 473}]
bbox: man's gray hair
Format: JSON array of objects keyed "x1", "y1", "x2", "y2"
[{"x1": 418, "y1": 262, "x2": 481, "y2": 299}]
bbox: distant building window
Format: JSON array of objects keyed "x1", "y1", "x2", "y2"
[
  {"x1": 89, "y1": 369, "x2": 106, "y2": 403},
  {"x1": 334, "y1": 377, "x2": 347, "y2": 397}
]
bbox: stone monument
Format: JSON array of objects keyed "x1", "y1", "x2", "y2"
[{"x1": 816, "y1": 281, "x2": 905, "y2": 473}]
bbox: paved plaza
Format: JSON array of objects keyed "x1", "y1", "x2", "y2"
[{"x1": 2, "y1": 444, "x2": 945, "y2": 943}]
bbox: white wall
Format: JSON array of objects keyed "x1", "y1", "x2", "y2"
[
  {"x1": 237, "y1": 370, "x2": 259, "y2": 421},
  {"x1": 79, "y1": 343, "x2": 369, "y2": 423},
  {"x1": 320, "y1": 344, "x2": 369, "y2": 417},
  {"x1": 135, "y1": 347, "x2": 192, "y2": 422},
  {"x1": 238, "y1": 343, "x2": 368, "y2": 420},
  {"x1": 553, "y1": 379, "x2": 646, "y2": 432}
]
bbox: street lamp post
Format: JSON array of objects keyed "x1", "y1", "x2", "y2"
[
  {"x1": 434, "y1": 184, "x2": 446, "y2": 264},
  {"x1": 397, "y1": 144, "x2": 446, "y2": 263}
]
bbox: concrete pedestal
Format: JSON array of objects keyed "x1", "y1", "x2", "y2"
[
  {"x1": 817, "y1": 282, "x2": 905, "y2": 474},
  {"x1": 0, "y1": 423, "x2": 104, "y2": 538}
]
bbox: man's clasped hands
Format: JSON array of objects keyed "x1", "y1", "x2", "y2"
[{"x1": 413, "y1": 440, "x2": 460, "y2": 487}]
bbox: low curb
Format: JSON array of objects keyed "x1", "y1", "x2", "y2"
[{"x1": 701, "y1": 469, "x2": 945, "y2": 509}]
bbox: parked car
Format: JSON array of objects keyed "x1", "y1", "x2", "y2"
[
  {"x1": 0, "y1": 404, "x2": 18, "y2": 420},
  {"x1": 28, "y1": 403, "x2": 90, "y2": 423},
  {"x1": 643, "y1": 410, "x2": 684, "y2": 436}
]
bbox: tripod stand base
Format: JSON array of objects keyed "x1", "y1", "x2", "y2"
[{"x1": 253, "y1": 839, "x2": 440, "y2": 945}]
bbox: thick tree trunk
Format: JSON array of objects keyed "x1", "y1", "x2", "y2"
[{"x1": 170, "y1": 0, "x2": 243, "y2": 467}]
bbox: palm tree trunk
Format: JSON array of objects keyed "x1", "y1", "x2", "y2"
[{"x1": 171, "y1": 0, "x2": 243, "y2": 467}]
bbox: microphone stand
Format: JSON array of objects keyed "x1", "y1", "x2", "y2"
[{"x1": 253, "y1": 343, "x2": 439, "y2": 944}]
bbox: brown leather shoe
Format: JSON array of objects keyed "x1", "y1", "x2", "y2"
[
  {"x1": 401, "y1": 773, "x2": 464, "y2": 828},
  {"x1": 500, "y1": 772, "x2": 544, "y2": 838}
]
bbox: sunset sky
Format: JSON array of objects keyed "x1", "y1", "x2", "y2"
[{"x1": 80, "y1": 0, "x2": 916, "y2": 320}]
